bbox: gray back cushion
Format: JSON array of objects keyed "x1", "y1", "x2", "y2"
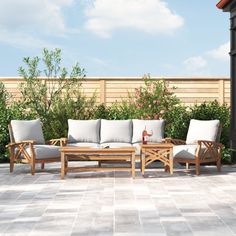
[
  {"x1": 11, "y1": 119, "x2": 45, "y2": 144},
  {"x1": 68, "y1": 119, "x2": 100, "y2": 143},
  {"x1": 100, "y1": 119, "x2": 132, "y2": 143},
  {"x1": 132, "y1": 119, "x2": 165, "y2": 143},
  {"x1": 186, "y1": 119, "x2": 220, "y2": 144}
]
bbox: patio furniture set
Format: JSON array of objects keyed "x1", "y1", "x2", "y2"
[{"x1": 7, "y1": 118, "x2": 222, "y2": 178}]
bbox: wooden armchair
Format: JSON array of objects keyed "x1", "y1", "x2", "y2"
[
  {"x1": 165, "y1": 119, "x2": 222, "y2": 175},
  {"x1": 7, "y1": 119, "x2": 62, "y2": 175}
]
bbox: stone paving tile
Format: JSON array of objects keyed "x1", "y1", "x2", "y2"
[{"x1": 1, "y1": 163, "x2": 236, "y2": 236}]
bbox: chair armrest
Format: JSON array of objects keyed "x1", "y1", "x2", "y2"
[
  {"x1": 197, "y1": 140, "x2": 223, "y2": 149},
  {"x1": 46, "y1": 139, "x2": 61, "y2": 146},
  {"x1": 196, "y1": 140, "x2": 223, "y2": 161},
  {"x1": 6, "y1": 140, "x2": 36, "y2": 148},
  {"x1": 164, "y1": 138, "x2": 186, "y2": 145},
  {"x1": 46, "y1": 138, "x2": 68, "y2": 146}
]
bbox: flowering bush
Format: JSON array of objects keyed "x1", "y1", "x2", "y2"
[{"x1": 130, "y1": 74, "x2": 180, "y2": 119}]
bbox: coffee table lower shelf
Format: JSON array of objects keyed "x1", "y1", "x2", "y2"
[{"x1": 59, "y1": 147, "x2": 136, "y2": 178}]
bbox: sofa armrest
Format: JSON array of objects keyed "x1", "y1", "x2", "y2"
[{"x1": 164, "y1": 138, "x2": 186, "y2": 145}]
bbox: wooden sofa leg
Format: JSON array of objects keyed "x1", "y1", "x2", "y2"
[{"x1": 41, "y1": 163, "x2": 45, "y2": 170}]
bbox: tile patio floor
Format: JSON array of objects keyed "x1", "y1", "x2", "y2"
[{"x1": 1, "y1": 162, "x2": 236, "y2": 236}]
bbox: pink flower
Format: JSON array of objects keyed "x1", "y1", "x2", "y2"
[
  {"x1": 135, "y1": 89, "x2": 141, "y2": 97},
  {"x1": 154, "y1": 114, "x2": 159, "y2": 119},
  {"x1": 160, "y1": 110, "x2": 165, "y2": 114},
  {"x1": 153, "y1": 100, "x2": 157, "y2": 104}
]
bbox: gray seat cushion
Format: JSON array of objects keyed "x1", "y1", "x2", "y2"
[
  {"x1": 100, "y1": 142, "x2": 132, "y2": 148},
  {"x1": 173, "y1": 144, "x2": 210, "y2": 160},
  {"x1": 173, "y1": 145, "x2": 198, "y2": 160},
  {"x1": 67, "y1": 142, "x2": 100, "y2": 148},
  {"x1": 26, "y1": 145, "x2": 60, "y2": 160},
  {"x1": 11, "y1": 119, "x2": 45, "y2": 144}
]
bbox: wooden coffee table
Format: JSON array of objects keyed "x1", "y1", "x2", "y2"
[
  {"x1": 60, "y1": 146, "x2": 136, "y2": 179},
  {"x1": 140, "y1": 143, "x2": 174, "y2": 175}
]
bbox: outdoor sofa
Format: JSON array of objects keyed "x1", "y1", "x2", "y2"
[{"x1": 62, "y1": 119, "x2": 165, "y2": 155}]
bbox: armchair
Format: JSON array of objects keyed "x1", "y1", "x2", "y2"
[
  {"x1": 166, "y1": 119, "x2": 222, "y2": 175},
  {"x1": 7, "y1": 119, "x2": 61, "y2": 175}
]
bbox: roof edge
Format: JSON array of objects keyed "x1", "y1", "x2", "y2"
[{"x1": 216, "y1": 0, "x2": 232, "y2": 9}]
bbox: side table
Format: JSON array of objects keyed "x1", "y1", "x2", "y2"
[{"x1": 140, "y1": 143, "x2": 174, "y2": 176}]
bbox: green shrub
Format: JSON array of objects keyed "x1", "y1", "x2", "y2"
[
  {"x1": 130, "y1": 74, "x2": 180, "y2": 119},
  {"x1": 0, "y1": 83, "x2": 34, "y2": 162},
  {"x1": 45, "y1": 93, "x2": 97, "y2": 139},
  {"x1": 164, "y1": 105, "x2": 191, "y2": 140},
  {"x1": 0, "y1": 82, "x2": 11, "y2": 162},
  {"x1": 107, "y1": 102, "x2": 136, "y2": 120},
  {"x1": 93, "y1": 104, "x2": 110, "y2": 119}
]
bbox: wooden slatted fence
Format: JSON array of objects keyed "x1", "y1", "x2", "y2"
[{"x1": 0, "y1": 77, "x2": 230, "y2": 106}]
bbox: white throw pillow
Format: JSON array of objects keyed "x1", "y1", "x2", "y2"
[
  {"x1": 132, "y1": 119, "x2": 165, "y2": 143},
  {"x1": 186, "y1": 119, "x2": 220, "y2": 144},
  {"x1": 68, "y1": 119, "x2": 100, "y2": 143},
  {"x1": 100, "y1": 119, "x2": 132, "y2": 143},
  {"x1": 11, "y1": 119, "x2": 45, "y2": 144}
]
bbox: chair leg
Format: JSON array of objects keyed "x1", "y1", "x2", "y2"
[
  {"x1": 164, "y1": 164, "x2": 169, "y2": 172},
  {"x1": 196, "y1": 162, "x2": 200, "y2": 175},
  {"x1": 186, "y1": 163, "x2": 189, "y2": 170},
  {"x1": 65, "y1": 160, "x2": 68, "y2": 175},
  {"x1": 217, "y1": 158, "x2": 221, "y2": 172},
  {"x1": 41, "y1": 163, "x2": 45, "y2": 170},
  {"x1": 10, "y1": 153, "x2": 14, "y2": 173},
  {"x1": 31, "y1": 159, "x2": 35, "y2": 175}
]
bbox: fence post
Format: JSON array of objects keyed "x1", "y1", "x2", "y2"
[
  {"x1": 100, "y1": 79, "x2": 106, "y2": 105},
  {"x1": 219, "y1": 79, "x2": 225, "y2": 105}
]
